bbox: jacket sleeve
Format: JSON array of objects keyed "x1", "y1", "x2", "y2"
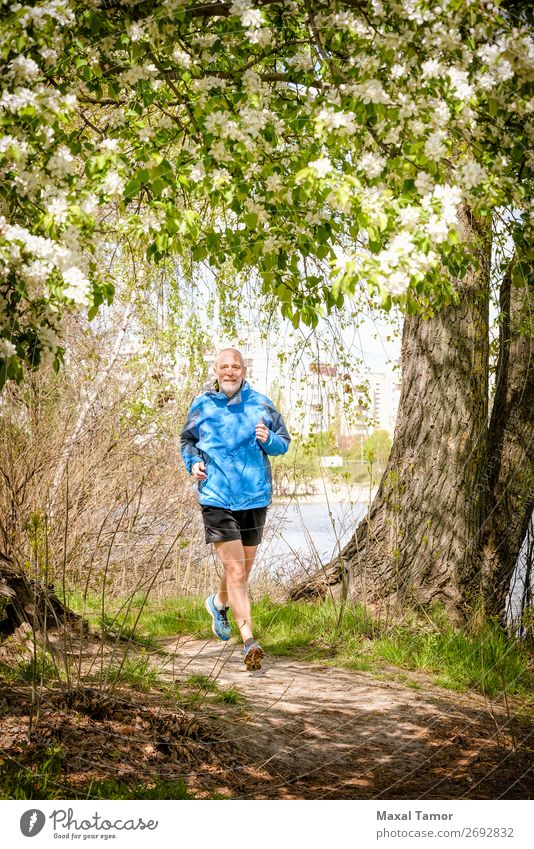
[
  {"x1": 260, "y1": 401, "x2": 291, "y2": 457},
  {"x1": 180, "y1": 397, "x2": 205, "y2": 474}
]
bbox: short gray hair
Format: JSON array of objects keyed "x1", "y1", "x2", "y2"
[{"x1": 213, "y1": 348, "x2": 246, "y2": 369}]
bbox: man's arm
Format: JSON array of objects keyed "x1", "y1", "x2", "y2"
[
  {"x1": 180, "y1": 398, "x2": 205, "y2": 473},
  {"x1": 258, "y1": 402, "x2": 291, "y2": 456}
]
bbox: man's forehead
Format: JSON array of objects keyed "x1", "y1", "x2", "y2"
[{"x1": 216, "y1": 350, "x2": 244, "y2": 366}]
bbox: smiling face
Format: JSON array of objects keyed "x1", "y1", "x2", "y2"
[{"x1": 214, "y1": 349, "x2": 246, "y2": 397}]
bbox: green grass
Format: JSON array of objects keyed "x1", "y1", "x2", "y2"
[
  {"x1": 67, "y1": 592, "x2": 213, "y2": 641},
  {"x1": 186, "y1": 673, "x2": 219, "y2": 691},
  {"x1": 0, "y1": 757, "x2": 193, "y2": 800},
  {"x1": 0, "y1": 654, "x2": 63, "y2": 685},
  {"x1": 65, "y1": 591, "x2": 533, "y2": 700},
  {"x1": 371, "y1": 623, "x2": 532, "y2": 695},
  {"x1": 103, "y1": 655, "x2": 164, "y2": 691},
  {"x1": 213, "y1": 686, "x2": 245, "y2": 705}
]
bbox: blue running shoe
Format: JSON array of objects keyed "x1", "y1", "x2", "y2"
[
  {"x1": 205, "y1": 595, "x2": 231, "y2": 641},
  {"x1": 243, "y1": 641, "x2": 264, "y2": 670}
]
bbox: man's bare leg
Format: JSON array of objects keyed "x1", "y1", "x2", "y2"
[
  {"x1": 217, "y1": 543, "x2": 258, "y2": 610},
  {"x1": 214, "y1": 540, "x2": 256, "y2": 643}
]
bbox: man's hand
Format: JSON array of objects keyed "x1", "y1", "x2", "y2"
[
  {"x1": 191, "y1": 461, "x2": 207, "y2": 480},
  {"x1": 255, "y1": 421, "x2": 269, "y2": 444}
]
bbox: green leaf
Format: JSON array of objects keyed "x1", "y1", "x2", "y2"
[
  {"x1": 512, "y1": 262, "x2": 531, "y2": 287},
  {"x1": 192, "y1": 244, "x2": 207, "y2": 261},
  {"x1": 377, "y1": 212, "x2": 388, "y2": 232},
  {"x1": 124, "y1": 176, "x2": 141, "y2": 200},
  {"x1": 150, "y1": 178, "x2": 166, "y2": 197},
  {"x1": 243, "y1": 213, "x2": 258, "y2": 229}
]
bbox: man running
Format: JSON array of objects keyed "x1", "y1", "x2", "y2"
[{"x1": 180, "y1": 348, "x2": 290, "y2": 670}]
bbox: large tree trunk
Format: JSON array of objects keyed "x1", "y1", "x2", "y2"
[
  {"x1": 480, "y1": 262, "x2": 534, "y2": 619},
  {"x1": 292, "y1": 211, "x2": 491, "y2": 623}
]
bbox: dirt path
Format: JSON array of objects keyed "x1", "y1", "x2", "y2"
[{"x1": 160, "y1": 637, "x2": 533, "y2": 800}]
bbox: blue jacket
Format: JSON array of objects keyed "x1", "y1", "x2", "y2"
[{"x1": 180, "y1": 380, "x2": 290, "y2": 510}]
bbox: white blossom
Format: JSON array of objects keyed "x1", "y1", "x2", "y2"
[
  {"x1": 390, "y1": 63, "x2": 407, "y2": 79},
  {"x1": 192, "y1": 76, "x2": 227, "y2": 93},
  {"x1": 212, "y1": 169, "x2": 231, "y2": 187},
  {"x1": 349, "y1": 79, "x2": 391, "y2": 105},
  {"x1": 210, "y1": 140, "x2": 231, "y2": 162},
  {"x1": 430, "y1": 100, "x2": 451, "y2": 126},
  {"x1": 189, "y1": 162, "x2": 205, "y2": 182},
  {"x1": 459, "y1": 160, "x2": 487, "y2": 190},
  {"x1": 204, "y1": 110, "x2": 232, "y2": 133},
  {"x1": 398, "y1": 205, "x2": 421, "y2": 227},
  {"x1": 385, "y1": 271, "x2": 410, "y2": 295},
  {"x1": 316, "y1": 107, "x2": 356, "y2": 135},
  {"x1": 244, "y1": 197, "x2": 269, "y2": 225},
  {"x1": 309, "y1": 157, "x2": 333, "y2": 178},
  {"x1": 0, "y1": 135, "x2": 18, "y2": 155},
  {"x1": 120, "y1": 64, "x2": 157, "y2": 85},
  {"x1": 138, "y1": 127, "x2": 152, "y2": 142},
  {"x1": 359, "y1": 152, "x2": 386, "y2": 179},
  {"x1": 230, "y1": 1, "x2": 264, "y2": 29},
  {"x1": 99, "y1": 138, "x2": 121, "y2": 152},
  {"x1": 172, "y1": 47, "x2": 191, "y2": 68},
  {"x1": 266, "y1": 173, "x2": 283, "y2": 193},
  {"x1": 263, "y1": 235, "x2": 280, "y2": 253},
  {"x1": 242, "y1": 69, "x2": 262, "y2": 94},
  {"x1": 46, "y1": 194, "x2": 69, "y2": 223},
  {"x1": 494, "y1": 59, "x2": 514, "y2": 81},
  {"x1": 477, "y1": 43, "x2": 502, "y2": 65},
  {"x1": 448, "y1": 67, "x2": 474, "y2": 101},
  {"x1": 39, "y1": 47, "x2": 58, "y2": 65},
  {"x1": 248, "y1": 27, "x2": 272, "y2": 47},
  {"x1": 62, "y1": 267, "x2": 91, "y2": 305},
  {"x1": 9, "y1": 55, "x2": 40, "y2": 80},
  {"x1": 415, "y1": 172, "x2": 434, "y2": 195},
  {"x1": 0, "y1": 86, "x2": 38, "y2": 112},
  {"x1": 289, "y1": 48, "x2": 313, "y2": 72},
  {"x1": 22, "y1": 260, "x2": 52, "y2": 287},
  {"x1": 0, "y1": 339, "x2": 17, "y2": 359},
  {"x1": 47, "y1": 145, "x2": 77, "y2": 178},
  {"x1": 424, "y1": 130, "x2": 447, "y2": 161},
  {"x1": 421, "y1": 59, "x2": 442, "y2": 79},
  {"x1": 38, "y1": 325, "x2": 60, "y2": 350},
  {"x1": 127, "y1": 23, "x2": 146, "y2": 42},
  {"x1": 241, "y1": 106, "x2": 273, "y2": 137},
  {"x1": 81, "y1": 194, "x2": 99, "y2": 214},
  {"x1": 101, "y1": 171, "x2": 125, "y2": 197}
]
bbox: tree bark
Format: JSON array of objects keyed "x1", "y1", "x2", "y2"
[
  {"x1": 480, "y1": 262, "x2": 534, "y2": 619},
  {"x1": 0, "y1": 552, "x2": 83, "y2": 638},
  {"x1": 291, "y1": 211, "x2": 491, "y2": 623}
]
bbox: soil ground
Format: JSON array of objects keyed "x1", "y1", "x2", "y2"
[
  {"x1": 1, "y1": 636, "x2": 532, "y2": 800},
  {"x1": 160, "y1": 637, "x2": 533, "y2": 800}
]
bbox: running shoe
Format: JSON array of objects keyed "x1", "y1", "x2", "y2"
[
  {"x1": 243, "y1": 641, "x2": 264, "y2": 671},
  {"x1": 205, "y1": 594, "x2": 231, "y2": 641}
]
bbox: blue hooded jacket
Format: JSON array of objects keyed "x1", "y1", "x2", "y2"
[{"x1": 180, "y1": 380, "x2": 290, "y2": 510}]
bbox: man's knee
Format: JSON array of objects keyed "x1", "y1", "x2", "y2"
[{"x1": 224, "y1": 560, "x2": 247, "y2": 584}]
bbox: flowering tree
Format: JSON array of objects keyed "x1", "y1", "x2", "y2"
[{"x1": 1, "y1": 0, "x2": 532, "y2": 620}]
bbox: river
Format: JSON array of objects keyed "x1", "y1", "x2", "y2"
[{"x1": 257, "y1": 500, "x2": 368, "y2": 581}]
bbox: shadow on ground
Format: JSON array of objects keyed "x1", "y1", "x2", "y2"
[{"x1": 161, "y1": 637, "x2": 534, "y2": 800}]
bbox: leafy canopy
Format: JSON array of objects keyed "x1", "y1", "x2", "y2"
[{"x1": 0, "y1": 0, "x2": 532, "y2": 386}]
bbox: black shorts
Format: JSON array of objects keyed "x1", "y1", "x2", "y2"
[{"x1": 200, "y1": 505, "x2": 268, "y2": 546}]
